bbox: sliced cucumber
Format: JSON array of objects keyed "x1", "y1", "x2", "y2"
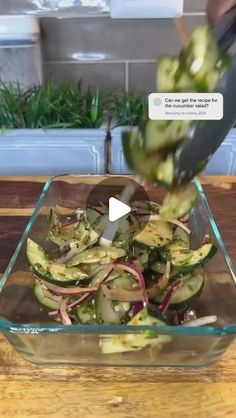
[
  {"x1": 150, "y1": 260, "x2": 168, "y2": 274},
  {"x1": 133, "y1": 247, "x2": 149, "y2": 271},
  {"x1": 86, "y1": 208, "x2": 101, "y2": 225},
  {"x1": 48, "y1": 209, "x2": 99, "y2": 248},
  {"x1": 53, "y1": 213, "x2": 107, "y2": 260},
  {"x1": 108, "y1": 273, "x2": 139, "y2": 290},
  {"x1": 34, "y1": 281, "x2": 60, "y2": 310},
  {"x1": 74, "y1": 214, "x2": 109, "y2": 251},
  {"x1": 92, "y1": 213, "x2": 109, "y2": 237},
  {"x1": 48, "y1": 209, "x2": 64, "y2": 245},
  {"x1": 162, "y1": 240, "x2": 192, "y2": 265},
  {"x1": 134, "y1": 220, "x2": 173, "y2": 248},
  {"x1": 114, "y1": 214, "x2": 139, "y2": 249},
  {"x1": 90, "y1": 268, "x2": 120, "y2": 286},
  {"x1": 148, "y1": 201, "x2": 161, "y2": 214},
  {"x1": 197, "y1": 70, "x2": 220, "y2": 92},
  {"x1": 48, "y1": 209, "x2": 79, "y2": 246},
  {"x1": 164, "y1": 239, "x2": 190, "y2": 253},
  {"x1": 122, "y1": 129, "x2": 161, "y2": 180},
  {"x1": 131, "y1": 200, "x2": 160, "y2": 215},
  {"x1": 156, "y1": 155, "x2": 174, "y2": 187},
  {"x1": 157, "y1": 56, "x2": 179, "y2": 92},
  {"x1": 173, "y1": 226, "x2": 190, "y2": 247},
  {"x1": 160, "y1": 183, "x2": 198, "y2": 221},
  {"x1": 175, "y1": 70, "x2": 196, "y2": 92},
  {"x1": 155, "y1": 271, "x2": 205, "y2": 309},
  {"x1": 144, "y1": 119, "x2": 189, "y2": 153},
  {"x1": 73, "y1": 215, "x2": 91, "y2": 243},
  {"x1": 168, "y1": 243, "x2": 216, "y2": 271},
  {"x1": 26, "y1": 238, "x2": 88, "y2": 285},
  {"x1": 67, "y1": 246, "x2": 126, "y2": 267},
  {"x1": 96, "y1": 273, "x2": 138, "y2": 325},
  {"x1": 96, "y1": 288, "x2": 130, "y2": 325},
  {"x1": 183, "y1": 26, "x2": 219, "y2": 85},
  {"x1": 100, "y1": 307, "x2": 171, "y2": 354},
  {"x1": 76, "y1": 299, "x2": 96, "y2": 324}
]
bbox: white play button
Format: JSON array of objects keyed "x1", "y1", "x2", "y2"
[{"x1": 109, "y1": 197, "x2": 131, "y2": 222}]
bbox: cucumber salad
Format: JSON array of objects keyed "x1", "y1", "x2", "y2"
[
  {"x1": 26, "y1": 198, "x2": 217, "y2": 354},
  {"x1": 25, "y1": 24, "x2": 223, "y2": 354}
]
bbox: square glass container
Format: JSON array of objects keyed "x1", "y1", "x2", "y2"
[{"x1": 0, "y1": 175, "x2": 236, "y2": 367}]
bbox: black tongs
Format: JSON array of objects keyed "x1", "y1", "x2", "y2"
[{"x1": 174, "y1": 9, "x2": 236, "y2": 185}]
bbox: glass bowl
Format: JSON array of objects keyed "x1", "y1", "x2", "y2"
[{"x1": 0, "y1": 175, "x2": 236, "y2": 367}]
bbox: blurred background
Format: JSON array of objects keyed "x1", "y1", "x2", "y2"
[
  {"x1": 0, "y1": 0, "x2": 235, "y2": 176},
  {"x1": 0, "y1": 0, "x2": 209, "y2": 91}
]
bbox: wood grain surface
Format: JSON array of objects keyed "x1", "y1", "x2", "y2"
[{"x1": 0, "y1": 176, "x2": 236, "y2": 418}]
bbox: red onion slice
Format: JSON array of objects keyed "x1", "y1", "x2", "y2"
[
  {"x1": 59, "y1": 298, "x2": 71, "y2": 325},
  {"x1": 158, "y1": 280, "x2": 183, "y2": 315},
  {"x1": 47, "y1": 266, "x2": 114, "y2": 318},
  {"x1": 41, "y1": 279, "x2": 98, "y2": 296},
  {"x1": 201, "y1": 233, "x2": 211, "y2": 245}
]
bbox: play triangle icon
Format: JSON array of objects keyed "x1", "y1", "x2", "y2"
[{"x1": 109, "y1": 197, "x2": 131, "y2": 222}]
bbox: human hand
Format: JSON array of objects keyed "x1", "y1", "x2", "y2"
[{"x1": 207, "y1": 0, "x2": 236, "y2": 25}]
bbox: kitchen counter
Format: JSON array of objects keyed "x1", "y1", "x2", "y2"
[{"x1": 0, "y1": 176, "x2": 236, "y2": 418}]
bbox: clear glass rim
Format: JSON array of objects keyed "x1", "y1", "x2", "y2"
[{"x1": 1, "y1": 174, "x2": 236, "y2": 336}]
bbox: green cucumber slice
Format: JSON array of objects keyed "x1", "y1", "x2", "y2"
[
  {"x1": 73, "y1": 215, "x2": 91, "y2": 243},
  {"x1": 108, "y1": 273, "x2": 139, "y2": 290},
  {"x1": 169, "y1": 243, "x2": 216, "y2": 271},
  {"x1": 95, "y1": 289, "x2": 130, "y2": 325},
  {"x1": 160, "y1": 240, "x2": 192, "y2": 265},
  {"x1": 183, "y1": 26, "x2": 219, "y2": 83},
  {"x1": 122, "y1": 129, "x2": 161, "y2": 180},
  {"x1": 175, "y1": 70, "x2": 196, "y2": 92},
  {"x1": 95, "y1": 273, "x2": 138, "y2": 325},
  {"x1": 26, "y1": 238, "x2": 88, "y2": 285},
  {"x1": 100, "y1": 307, "x2": 171, "y2": 354},
  {"x1": 34, "y1": 281, "x2": 60, "y2": 310},
  {"x1": 76, "y1": 299, "x2": 96, "y2": 324},
  {"x1": 134, "y1": 220, "x2": 173, "y2": 248},
  {"x1": 90, "y1": 268, "x2": 119, "y2": 286},
  {"x1": 114, "y1": 214, "x2": 139, "y2": 249},
  {"x1": 160, "y1": 183, "x2": 198, "y2": 221},
  {"x1": 155, "y1": 271, "x2": 205, "y2": 308},
  {"x1": 150, "y1": 260, "x2": 167, "y2": 274},
  {"x1": 67, "y1": 246, "x2": 126, "y2": 267},
  {"x1": 86, "y1": 208, "x2": 101, "y2": 225},
  {"x1": 164, "y1": 239, "x2": 190, "y2": 253},
  {"x1": 133, "y1": 247, "x2": 149, "y2": 271},
  {"x1": 144, "y1": 119, "x2": 189, "y2": 153},
  {"x1": 48, "y1": 209, "x2": 64, "y2": 245},
  {"x1": 48, "y1": 209, "x2": 79, "y2": 245},
  {"x1": 92, "y1": 214, "x2": 109, "y2": 237},
  {"x1": 156, "y1": 155, "x2": 174, "y2": 187},
  {"x1": 157, "y1": 56, "x2": 180, "y2": 92},
  {"x1": 131, "y1": 200, "x2": 160, "y2": 214},
  {"x1": 173, "y1": 226, "x2": 190, "y2": 247}
]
